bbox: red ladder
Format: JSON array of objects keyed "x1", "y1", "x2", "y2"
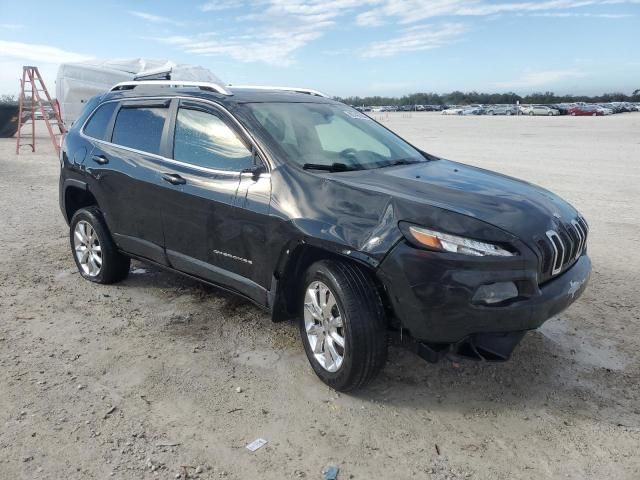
[{"x1": 16, "y1": 66, "x2": 66, "y2": 156}]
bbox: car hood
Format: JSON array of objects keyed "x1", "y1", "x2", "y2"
[{"x1": 332, "y1": 159, "x2": 579, "y2": 241}]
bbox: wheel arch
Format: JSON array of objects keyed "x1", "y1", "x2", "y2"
[
  {"x1": 270, "y1": 241, "x2": 390, "y2": 324},
  {"x1": 63, "y1": 180, "x2": 99, "y2": 225}
]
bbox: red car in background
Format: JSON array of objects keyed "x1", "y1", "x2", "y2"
[{"x1": 569, "y1": 105, "x2": 604, "y2": 116}]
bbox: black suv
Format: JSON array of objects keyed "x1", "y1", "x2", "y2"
[{"x1": 59, "y1": 81, "x2": 591, "y2": 391}]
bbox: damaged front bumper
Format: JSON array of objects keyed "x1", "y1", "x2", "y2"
[{"x1": 378, "y1": 241, "x2": 591, "y2": 359}]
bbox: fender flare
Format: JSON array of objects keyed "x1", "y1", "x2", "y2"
[
  {"x1": 63, "y1": 178, "x2": 88, "y2": 192},
  {"x1": 268, "y1": 238, "x2": 384, "y2": 322},
  {"x1": 60, "y1": 178, "x2": 91, "y2": 224}
]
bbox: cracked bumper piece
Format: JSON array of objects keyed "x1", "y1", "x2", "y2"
[{"x1": 377, "y1": 242, "x2": 591, "y2": 344}]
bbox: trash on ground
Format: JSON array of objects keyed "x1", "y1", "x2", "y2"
[
  {"x1": 246, "y1": 438, "x2": 267, "y2": 452},
  {"x1": 322, "y1": 464, "x2": 339, "y2": 480}
]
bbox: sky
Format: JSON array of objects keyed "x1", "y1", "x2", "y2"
[{"x1": 1, "y1": 0, "x2": 639, "y2": 98}]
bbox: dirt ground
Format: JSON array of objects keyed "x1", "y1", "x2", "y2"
[{"x1": 1, "y1": 113, "x2": 639, "y2": 480}]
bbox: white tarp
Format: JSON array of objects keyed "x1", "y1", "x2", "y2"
[{"x1": 56, "y1": 58, "x2": 223, "y2": 125}]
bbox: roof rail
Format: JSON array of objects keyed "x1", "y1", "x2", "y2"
[
  {"x1": 229, "y1": 85, "x2": 330, "y2": 98},
  {"x1": 110, "y1": 80, "x2": 232, "y2": 95}
]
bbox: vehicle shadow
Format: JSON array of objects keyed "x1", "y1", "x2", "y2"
[
  {"x1": 355, "y1": 333, "x2": 638, "y2": 428},
  {"x1": 120, "y1": 261, "x2": 638, "y2": 428}
]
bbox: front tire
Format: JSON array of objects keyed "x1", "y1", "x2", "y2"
[
  {"x1": 70, "y1": 207, "x2": 130, "y2": 284},
  {"x1": 299, "y1": 260, "x2": 387, "y2": 391}
]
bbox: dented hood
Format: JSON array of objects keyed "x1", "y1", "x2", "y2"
[{"x1": 332, "y1": 159, "x2": 579, "y2": 240}]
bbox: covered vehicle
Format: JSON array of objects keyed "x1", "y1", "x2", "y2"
[{"x1": 55, "y1": 58, "x2": 221, "y2": 126}]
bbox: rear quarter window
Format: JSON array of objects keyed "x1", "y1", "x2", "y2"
[
  {"x1": 111, "y1": 106, "x2": 168, "y2": 155},
  {"x1": 83, "y1": 102, "x2": 117, "y2": 140}
]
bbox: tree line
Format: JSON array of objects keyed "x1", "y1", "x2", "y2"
[{"x1": 337, "y1": 90, "x2": 640, "y2": 106}]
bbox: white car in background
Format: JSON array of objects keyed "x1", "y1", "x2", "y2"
[
  {"x1": 442, "y1": 107, "x2": 463, "y2": 115},
  {"x1": 596, "y1": 106, "x2": 614, "y2": 115},
  {"x1": 521, "y1": 105, "x2": 560, "y2": 116}
]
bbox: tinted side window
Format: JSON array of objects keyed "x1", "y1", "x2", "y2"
[
  {"x1": 173, "y1": 108, "x2": 253, "y2": 171},
  {"x1": 111, "y1": 106, "x2": 167, "y2": 155},
  {"x1": 83, "y1": 102, "x2": 117, "y2": 140}
]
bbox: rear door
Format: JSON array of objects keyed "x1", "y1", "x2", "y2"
[
  {"x1": 84, "y1": 98, "x2": 172, "y2": 264},
  {"x1": 160, "y1": 99, "x2": 271, "y2": 303}
]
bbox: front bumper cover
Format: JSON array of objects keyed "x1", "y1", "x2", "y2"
[{"x1": 377, "y1": 241, "x2": 591, "y2": 344}]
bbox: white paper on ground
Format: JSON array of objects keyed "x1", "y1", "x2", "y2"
[{"x1": 246, "y1": 438, "x2": 267, "y2": 452}]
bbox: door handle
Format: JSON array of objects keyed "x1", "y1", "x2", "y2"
[
  {"x1": 162, "y1": 173, "x2": 186, "y2": 185},
  {"x1": 92, "y1": 155, "x2": 108, "y2": 165}
]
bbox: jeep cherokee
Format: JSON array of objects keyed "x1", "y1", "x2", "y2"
[{"x1": 59, "y1": 80, "x2": 591, "y2": 391}]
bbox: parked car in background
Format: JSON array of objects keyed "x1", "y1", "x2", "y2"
[
  {"x1": 442, "y1": 106, "x2": 463, "y2": 115},
  {"x1": 550, "y1": 104, "x2": 571, "y2": 115},
  {"x1": 620, "y1": 102, "x2": 638, "y2": 112},
  {"x1": 462, "y1": 106, "x2": 485, "y2": 115},
  {"x1": 610, "y1": 102, "x2": 624, "y2": 112},
  {"x1": 596, "y1": 105, "x2": 613, "y2": 115},
  {"x1": 486, "y1": 105, "x2": 517, "y2": 115},
  {"x1": 521, "y1": 105, "x2": 560, "y2": 116},
  {"x1": 569, "y1": 105, "x2": 603, "y2": 116}
]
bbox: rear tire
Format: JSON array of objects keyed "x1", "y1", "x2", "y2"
[
  {"x1": 70, "y1": 207, "x2": 130, "y2": 284},
  {"x1": 299, "y1": 260, "x2": 387, "y2": 391}
]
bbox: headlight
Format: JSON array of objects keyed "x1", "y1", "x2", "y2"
[{"x1": 404, "y1": 225, "x2": 515, "y2": 257}]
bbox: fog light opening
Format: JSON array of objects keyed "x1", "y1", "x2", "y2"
[{"x1": 472, "y1": 281, "x2": 518, "y2": 305}]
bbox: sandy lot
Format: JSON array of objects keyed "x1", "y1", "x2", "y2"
[{"x1": 1, "y1": 113, "x2": 639, "y2": 480}]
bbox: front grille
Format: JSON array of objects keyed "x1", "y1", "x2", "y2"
[{"x1": 538, "y1": 216, "x2": 588, "y2": 282}]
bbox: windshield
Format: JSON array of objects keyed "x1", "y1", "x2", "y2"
[{"x1": 244, "y1": 102, "x2": 425, "y2": 171}]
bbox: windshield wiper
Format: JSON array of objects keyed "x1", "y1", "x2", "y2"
[
  {"x1": 302, "y1": 162, "x2": 361, "y2": 172},
  {"x1": 378, "y1": 158, "x2": 424, "y2": 168}
]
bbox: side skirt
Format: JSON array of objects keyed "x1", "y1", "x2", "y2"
[{"x1": 123, "y1": 251, "x2": 271, "y2": 312}]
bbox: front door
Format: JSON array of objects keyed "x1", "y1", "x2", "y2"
[{"x1": 160, "y1": 99, "x2": 271, "y2": 304}]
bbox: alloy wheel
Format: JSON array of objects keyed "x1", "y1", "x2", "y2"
[
  {"x1": 304, "y1": 281, "x2": 345, "y2": 372},
  {"x1": 73, "y1": 220, "x2": 102, "y2": 277}
]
